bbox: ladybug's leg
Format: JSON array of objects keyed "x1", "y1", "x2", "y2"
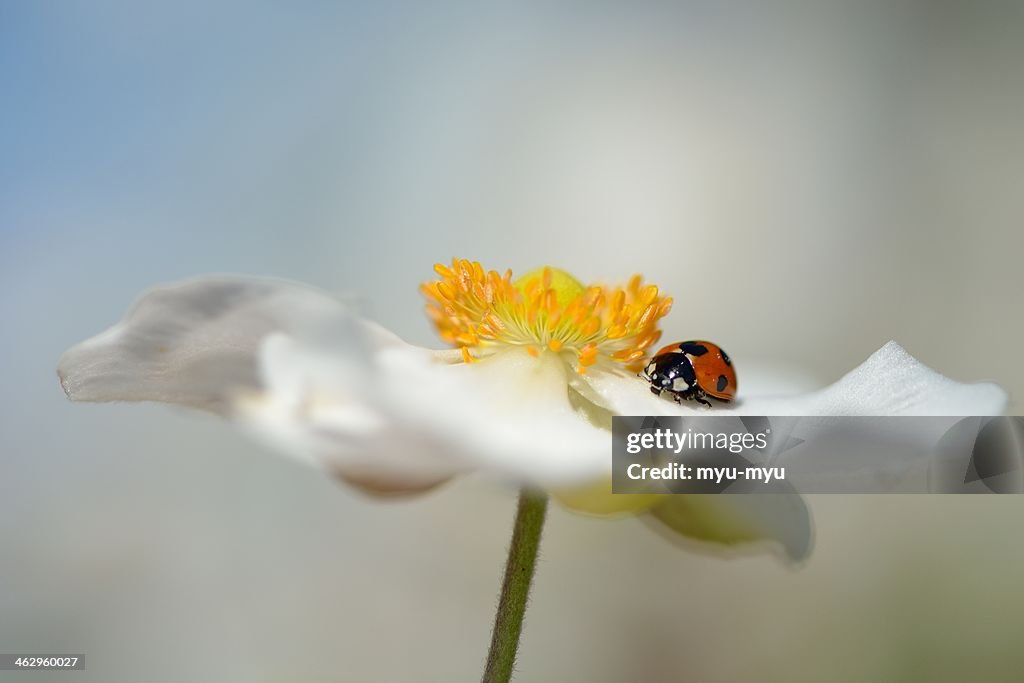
[
  {"x1": 679, "y1": 387, "x2": 712, "y2": 409},
  {"x1": 649, "y1": 386, "x2": 661, "y2": 397},
  {"x1": 686, "y1": 387, "x2": 712, "y2": 408},
  {"x1": 670, "y1": 387, "x2": 694, "y2": 404}
]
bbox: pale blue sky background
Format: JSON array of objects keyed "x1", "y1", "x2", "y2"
[{"x1": 2, "y1": 2, "x2": 1023, "y2": 681}]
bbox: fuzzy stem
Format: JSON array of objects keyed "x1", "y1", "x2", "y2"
[{"x1": 481, "y1": 489, "x2": 548, "y2": 683}]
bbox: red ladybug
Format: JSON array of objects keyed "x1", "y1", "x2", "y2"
[{"x1": 641, "y1": 340, "x2": 737, "y2": 407}]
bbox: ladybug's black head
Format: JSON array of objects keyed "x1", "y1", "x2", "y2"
[{"x1": 642, "y1": 360, "x2": 673, "y2": 389}]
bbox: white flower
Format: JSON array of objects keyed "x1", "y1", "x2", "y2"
[{"x1": 57, "y1": 261, "x2": 1007, "y2": 562}]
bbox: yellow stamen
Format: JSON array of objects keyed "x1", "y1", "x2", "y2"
[{"x1": 422, "y1": 258, "x2": 673, "y2": 372}]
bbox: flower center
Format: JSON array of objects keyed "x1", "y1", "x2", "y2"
[{"x1": 421, "y1": 258, "x2": 673, "y2": 373}]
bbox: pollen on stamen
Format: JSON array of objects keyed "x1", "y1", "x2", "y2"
[
  {"x1": 422, "y1": 257, "x2": 673, "y2": 374},
  {"x1": 578, "y1": 343, "x2": 599, "y2": 368}
]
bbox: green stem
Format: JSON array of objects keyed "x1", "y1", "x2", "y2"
[{"x1": 481, "y1": 489, "x2": 549, "y2": 683}]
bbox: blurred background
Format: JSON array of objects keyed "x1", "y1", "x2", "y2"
[{"x1": 2, "y1": 1, "x2": 1023, "y2": 681}]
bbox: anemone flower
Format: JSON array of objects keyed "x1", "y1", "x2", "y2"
[{"x1": 57, "y1": 259, "x2": 1006, "y2": 682}]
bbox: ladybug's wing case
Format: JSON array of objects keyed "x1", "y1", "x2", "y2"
[
  {"x1": 653, "y1": 342, "x2": 684, "y2": 357},
  {"x1": 690, "y1": 341, "x2": 737, "y2": 400}
]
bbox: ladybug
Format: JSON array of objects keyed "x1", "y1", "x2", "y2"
[{"x1": 641, "y1": 340, "x2": 737, "y2": 407}]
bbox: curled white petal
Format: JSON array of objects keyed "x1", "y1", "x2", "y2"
[
  {"x1": 789, "y1": 341, "x2": 1007, "y2": 416},
  {"x1": 57, "y1": 275, "x2": 381, "y2": 414},
  {"x1": 56, "y1": 276, "x2": 450, "y2": 492},
  {"x1": 575, "y1": 341, "x2": 1007, "y2": 418}
]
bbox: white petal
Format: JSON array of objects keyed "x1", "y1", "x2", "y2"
[
  {"x1": 57, "y1": 275, "x2": 375, "y2": 414},
  {"x1": 241, "y1": 336, "x2": 612, "y2": 486},
  {"x1": 57, "y1": 276, "x2": 455, "y2": 494},
  {"x1": 576, "y1": 342, "x2": 1004, "y2": 561},
  {"x1": 648, "y1": 494, "x2": 813, "y2": 563},
  {"x1": 56, "y1": 275, "x2": 611, "y2": 487},
  {"x1": 786, "y1": 341, "x2": 1007, "y2": 416},
  {"x1": 371, "y1": 347, "x2": 610, "y2": 484},
  {"x1": 236, "y1": 333, "x2": 466, "y2": 489},
  {"x1": 575, "y1": 341, "x2": 1007, "y2": 417}
]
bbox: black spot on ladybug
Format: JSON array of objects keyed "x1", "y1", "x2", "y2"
[
  {"x1": 681, "y1": 342, "x2": 708, "y2": 356},
  {"x1": 720, "y1": 349, "x2": 732, "y2": 366},
  {"x1": 717, "y1": 375, "x2": 728, "y2": 392}
]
